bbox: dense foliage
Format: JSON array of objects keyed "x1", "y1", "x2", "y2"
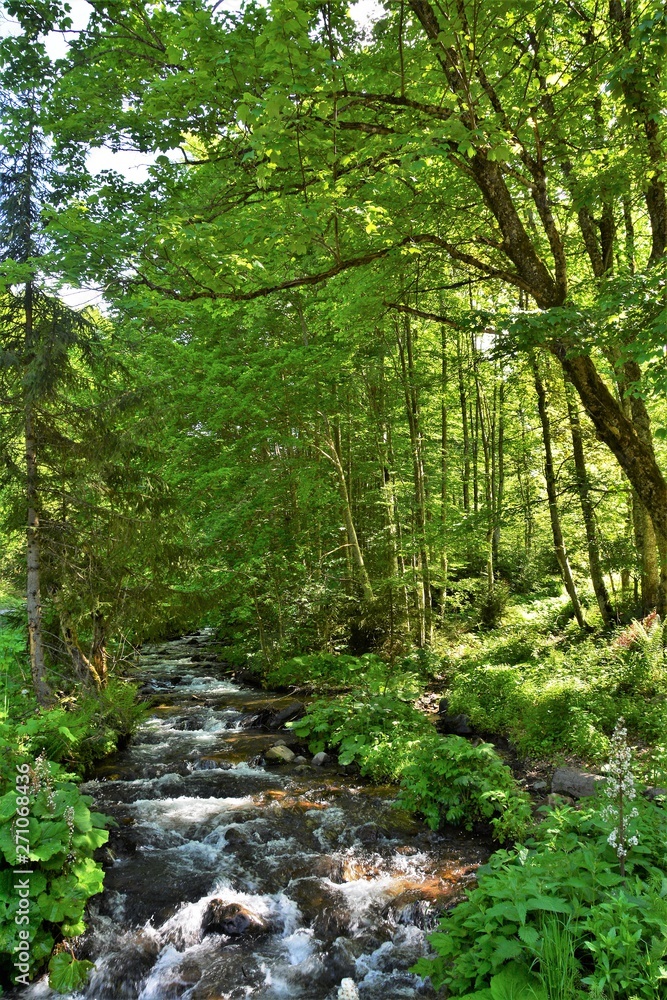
[
  {"x1": 289, "y1": 664, "x2": 532, "y2": 842},
  {"x1": 2, "y1": 0, "x2": 667, "y2": 993},
  {"x1": 0, "y1": 618, "x2": 144, "y2": 993},
  {"x1": 414, "y1": 798, "x2": 667, "y2": 998}
]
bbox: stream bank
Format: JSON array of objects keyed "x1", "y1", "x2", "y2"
[{"x1": 13, "y1": 634, "x2": 491, "y2": 1000}]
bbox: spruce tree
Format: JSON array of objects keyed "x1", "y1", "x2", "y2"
[{"x1": 0, "y1": 10, "x2": 89, "y2": 703}]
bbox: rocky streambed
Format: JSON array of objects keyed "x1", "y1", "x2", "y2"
[{"x1": 15, "y1": 635, "x2": 491, "y2": 1000}]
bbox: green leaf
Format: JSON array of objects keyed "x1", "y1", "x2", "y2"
[
  {"x1": 490, "y1": 962, "x2": 547, "y2": 1000},
  {"x1": 525, "y1": 896, "x2": 571, "y2": 915},
  {"x1": 48, "y1": 952, "x2": 94, "y2": 994}
]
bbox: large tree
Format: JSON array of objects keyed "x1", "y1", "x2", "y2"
[{"x1": 46, "y1": 0, "x2": 667, "y2": 610}]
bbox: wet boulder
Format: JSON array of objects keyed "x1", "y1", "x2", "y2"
[
  {"x1": 287, "y1": 877, "x2": 350, "y2": 939},
  {"x1": 242, "y1": 707, "x2": 274, "y2": 729},
  {"x1": 269, "y1": 702, "x2": 306, "y2": 729},
  {"x1": 201, "y1": 900, "x2": 270, "y2": 938},
  {"x1": 355, "y1": 822, "x2": 387, "y2": 845},
  {"x1": 312, "y1": 751, "x2": 331, "y2": 766},
  {"x1": 438, "y1": 712, "x2": 474, "y2": 736},
  {"x1": 265, "y1": 744, "x2": 296, "y2": 763},
  {"x1": 192, "y1": 757, "x2": 231, "y2": 772},
  {"x1": 551, "y1": 767, "x2": 605, "y2": 799}
]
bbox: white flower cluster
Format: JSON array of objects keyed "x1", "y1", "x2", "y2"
[
  {"x1": 31, "y1": 754, "x2": 55, "y2": 810},
  {"x1": 337, "y1": 979, "x2": 360, "y2": 1000},
  {"x1": 601, "y1": 718, "x2": 639, "y2": 862}
]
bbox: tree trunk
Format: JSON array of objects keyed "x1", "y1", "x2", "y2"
[
  {"x1": 631, "y1": 491, "x2": 659, "y2": 614},
  {"x1": 456, "y1": 329, "x2": 470, "y2": 513},
  {"x1": 564, "y1": 380, "x2": 614, "y2": 625},
  {"x1": 494, "y1": 377, "x2": 504, "y2": 568},
  {"x1": 440, "y1": 320, "x2": 449, "y2": 610},
  {"x1": 396, "y1": 315, "x2": 431, "y2": 643},
  {"x1": 25, "y1": 276, "x2": 52, "y2": 706},
  {"x1": 60, "y1": 612, "x2": 102, "y2": 690},
  {"x1": 91, "y1": 610, "x2": 108, "y2": 688},
  {"x1": 472, "y1": 335, "x2": 495, "y2": 591},
  {"x1": 553, "y1": 346, "x2": 667, "y2": 614},
  {"x1": 517, "y1": 403, "x2": 534, "y2": 559},
  {"x1": 532, "y1": 357, "x2": 588, "y2": 629},
  {"x1": 325, "y1": 425, "x2": 374, "y2": 604}
]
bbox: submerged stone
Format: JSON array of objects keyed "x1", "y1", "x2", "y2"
[
  {"x1": 201, "y1": 900, "x2": 270, "y2": 938},
  {"x1": 265, "y1": 744, "x2": 296, "y2": 763}
]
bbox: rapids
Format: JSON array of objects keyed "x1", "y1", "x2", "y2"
[{"x1": 13, "y1": 635, "x2": 490, "y2": 999}]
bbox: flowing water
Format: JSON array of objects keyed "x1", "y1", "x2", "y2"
[{"x1": 16, "y1": 635, "x2": 490, "y2": 1000}]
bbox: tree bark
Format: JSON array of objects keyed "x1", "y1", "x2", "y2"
[
  {"x1": 60, "y1": 613, "x2": 103, "y2": 690},
  {"x1": 564, "y1": 380, "x2": 614, "y2": 625},
  {"x1": 26, "y1": 404, "x2": 52, "y2": 706},
  {"x1": 456, "y1": 329, "x2": 470, "y2": 513},
  {"x1": 396, "y1": 315, "x2": 431, "y2": 643},
  {"x1": 91, "y1": 610, "x2": 108, "y2": 688},
  {"x1": 532, "y1": 358, "x2": 588, "y2": 629},
  {"x1": 494, "y1": 377, "x2": 504, "y2": 569},
  {"x1": 323, "y1": 424, "x2": 374, "y2": 604},
  {"x1": 554, "y1": 346, "x2": 667, "y2": 613},
  {"x1": 440, "y1": 320, "x2": 449, "y2": 610}
]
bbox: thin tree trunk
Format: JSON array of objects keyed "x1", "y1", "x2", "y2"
[
  {"x1": 564, "y1": 380, "x2": 614, "y2": 625},
  {"x1": 472, "y1": 336, "x2": 494, "y2": 590},
  {"x1": 457, "y1": 330, "x2": 470, "y2": 513},
  {"x1": 532, "y1": 357, "x2": 588, "y2": 630},
  {"x1": 397, "y1": 316, "x2": 431, "y2": 642},
  {"x1": 91, "y1": 610, "x2": 108, "y2": 688},
  {"x1": 59, "y1": 611, "x2": 102, "y2": 690},
  {"x1": 325, "y1": 424, "x2": 374, "y2": 603},
  {"x1": 25, "y1": 276, "x2": 52, "y2": 706},
  {"x1": 440, "y1": 321, "x2": 449, "y2": 611},
  {"x1": 472, "y1": 398, "x2": 479, "y2": 513},
  {"x1": 517, "y1": 403, "x2": 533, "y2": 558},
  {"x1": 494, "y1": 377, "x2": 504, "y2": 568}
]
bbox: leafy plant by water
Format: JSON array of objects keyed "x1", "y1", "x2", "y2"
[
  {"x1": 290, "y1": 691, "x2": 530, "y2": 842},
  {"x1": 0, "y1": 751, "x2": 109, "y2": 992},
  {"x1": 413, "y1": 796, "x2": 667, "y2": 999}
]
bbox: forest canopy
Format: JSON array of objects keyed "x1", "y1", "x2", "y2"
[{"x1": 0, "y1": 0, "x2": 665, "y2": 686}]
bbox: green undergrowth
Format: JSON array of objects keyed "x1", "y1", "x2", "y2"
[
  {"x1": 0, "y1": 615, "x2": 146, "y2": 994},
  {"x1": 443, "y1": 603, "x2": 667, "y2": 763},
  {"x1": 290, "y1": 689, "x2": 531, "y2": 843},
  {"x1": 414, "y1": 797, "x2": 667, "y2": 999},
  {"x1": 265, "y1": 649, "x2": 432, "y2": 698}
]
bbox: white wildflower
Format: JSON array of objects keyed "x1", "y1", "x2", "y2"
[{"x1": 602, "y1": 717, "x2": 640, "y2": 874}]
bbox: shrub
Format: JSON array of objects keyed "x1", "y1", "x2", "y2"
[
  {"x1": 413, "y1": 797, "x2": 667, "y2": 999},
  {"x1": 0, "y1": 748, "x2": 109, "y2": 994},
  {"x1": 266, "y1": 651, "x2": 426, "y2": 699},
  {"x1": 0, "y1": 616, "x2": 143, "y2": 994},
  {"x1": 290, "y1": 693, "x2": 530, "y2": 842},
  {"x1": 448, "y1": 665, "x2": 527, "y2": 736},
  {"x1": 478, "y1": 582, "x2": 510, "y2": 629},
  {"x1": 398, "y1": 736, "x2": 532, "y2": 842},
  {"x1": 289, "y1": 690, "x2": 432, "y2": 777}
]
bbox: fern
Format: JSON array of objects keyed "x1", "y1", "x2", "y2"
[{"x1": 632, "y1": 615, "x2": 665, "y2": 679}]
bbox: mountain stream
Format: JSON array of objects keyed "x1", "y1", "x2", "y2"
[{"x1": 14, "y1": 635, "x2": 490, "y2": 999}]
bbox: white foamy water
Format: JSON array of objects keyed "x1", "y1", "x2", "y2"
[{"x1": 131, "y1": 794, "x2": 255, "y2": 831}]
